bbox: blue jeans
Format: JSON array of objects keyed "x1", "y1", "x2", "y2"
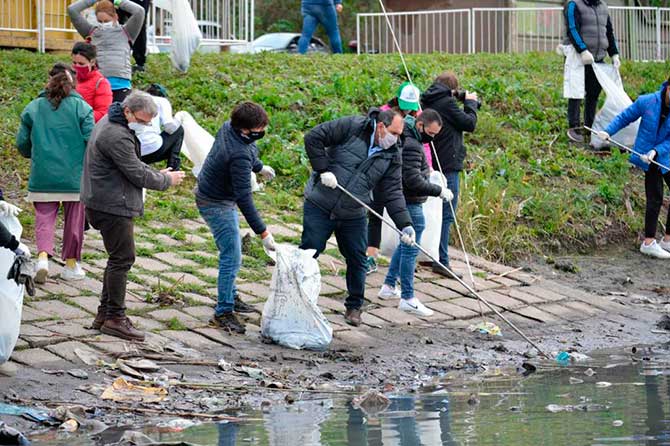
[
  {"x1": 438, "y1": 171, "x2": 460, "y2": 266},
  {"x1": 300, "y1": 200, "x2": 367, "y2": 309},
  {"x1": 298, "y1": 3, "x2": 343, "y2": 54},
  {"x1": 197, "y1": 204, "x2": 240, "y2": 315},
  {"x1": 385, "y1": 203, "x2": 425, "y2": 299}
]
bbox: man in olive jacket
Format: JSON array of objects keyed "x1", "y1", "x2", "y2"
[
  {"x1": 81, "y1": 91, "x2": 185, "y2": 341},
  {"x1": 300, "y1": 108, "x2": 414, "y2": 327}
]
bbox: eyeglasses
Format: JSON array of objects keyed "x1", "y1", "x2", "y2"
[{"x1": 132, "y1": 113, "x2": 152, "y2": 126}]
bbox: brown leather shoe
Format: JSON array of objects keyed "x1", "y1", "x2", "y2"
[
  {"x1": 344, "y1": 308, "x2": 362, "y2": 327},
  {"x1": 101, "y1": 316, "x2": 145, "y2": 341},
  {"x1": 91, "y1": 308, "x2": 106, "y2": 330}
]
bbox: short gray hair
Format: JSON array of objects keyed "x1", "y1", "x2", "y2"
[
  {"x1": 122, "y1": 90, "x2": 158, "y2": 117},
  {"x1": 378, "y1": 109, "x2": 400, "y2": 127}
]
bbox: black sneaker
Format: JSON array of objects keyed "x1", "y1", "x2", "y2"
[
  {"x1": 211, "y1": 312, "x2": 246, "y2": 334},
  {"x1": 432, "y1": 263, "x2": 464, "y2": 280},
  {"x1": 567, "y1": 128, "x2": 584, "y2": 144},
  {"x1": 132, "y1": 65, "x2": 145, "y2": 73},
  {"x1": 234, "y1": 295, "x2": 256, "y2": 313},
  {"x1": 365, "y1": 256, "x2": 377, "y2": 275}
]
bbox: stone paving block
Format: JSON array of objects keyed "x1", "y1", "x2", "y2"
[
  {"x1": 185, "y1": 233, "x2": 209, "y2": 245},
  {"x1": 237, "y1": 282, "x2": 271, "y2": 298},
  {"x1": 414, "y1": 282, "x2": 462, "y2": 300},
  {"x1": 126, "y1": 281, "x2": 145, "y2": 291},
  {"x1": 184, "y1": 306, "x2": 217, "y2": 320},
  {"x1": 131, "y1": 316, "x2": 165, "y2": 332},
  {"x1": 148, "y1": 309, "x2": 201, "y2": 328},
  {"x1": 541, "y1": 281, "x2": 627, "y2": 314},
  {"x1": 161, "y1": 272, "x2": 209, "y2": 287},
  {"x1": 364, "y1": 272, "x2": 388, "y2": 288},
  {"x1": 425, "y1": 301, "x2": 476, "y2": 320},
  {"x1": 489, "y1": 276, "x2": 522, "y2": 288},
  {"x1": 45, "y1": 341, "x2": 91, "y2": 362},
  {"x1": 497, "y1": 288, "x2": 545, "y2": 305},
  {"x1": 182, "y1": 292, "x2": 215, "y2": 305},
  {"x1": 43, "y1": 319, "x2": 98, "y2": 338},
  {"x1": 469, "y1": 276, "x2": 503, "y2": 292},
  {"x1": 322, "y1": 275, "x2": 347, "y2": 291},
  {"x1": 84, "y1": 238, "x2": 106, "y2": 252},
  {"x1": 364, "y1": 293, "x2": 398, "y2": 308},
  {"x1": 91, "y1": 258, "x2": 109, "y2": 269},
  {"x1": 36, "y1": 300, "x2": 90, "y2": 320},
  {"x1": 67, "y1": 277, "x2": 103, "y2": 295},
  {"x1": 361, "y1": 311, "x2": 387, "y2": 328},
  {"x1": 324, "y1": 313, "x2": 346, "y2": 327},
  {"x1": 135, "y1": 257, "x2": 170, "y2": 272},
  {"x1": 153, "y1": 234, "x2": 182, "y2": 247},
  {"x1": 192, "y1": 328, "x2": 238, "y2": 348},
  {"x1": 21, "y1": 306, "x2": 54, "y2": 322},
  {"x1": 448, "y1": 297, "x2": 495, "y2": 315},
  {"x1": 433, "y1": 279, "x2": 472, "y2": 297},
  {"x1": 82, "y1": 264, "x2": 104, "y2": 276},
  {"x1": 154, "y1": 252, "x2": 199, "y2": 268},
  {"x1": 135, "y1": 241, "x2": 156, "y2": 251},
  {"x1": 318, "y1": 297, "x2": 345, "y2": 312},
  {"x1": 20, "y1": 324, "x2": 65, "y2": 347},
  {"x1": 334, "y1": 330, "x2": 377, "y2": 347},
  {"x1": 87, "y1": 334, "x2": 136, "y2": 354},
  {"x1": 134, "y1": 274, "x2": 163, "y2": 288},
  {"x1": 199, "y1": 268, "x2": 220, "y2": 279},
  {"x1": 160, "y1": 330, "x2": 222, "y2": 350},
  {"x1": 39, "y1": 281, "x2": 80, "y2": 297},
  {"x1": 537, "y1": 303, "x2": 588, "y2": 321},
  {"x1": 125, "y1": 300, "x2": 156, "y2": 312},
  {"x1": 320, "y1": 282, "x2": 344, "y2": 296},
  {"x1": 69, "y1": 296, "x2": 99, "y2": 314},
  {"x1": 563, "y1": 301, "x2": 604, "y2": 317},
  {"x1": 11, "y1": 348, "x2": 65, "y2": 366},
  {"x1": 521, "y1": 286, "x2": 568, "y2": 303},
  {"x1": 180, "y1": 219, "x2": 206, "y2": 232},
  {"x1": 477, "y1": 290, "x2": 525, "y2": 310},
  {"x1": 413, "y1": 291, "x2": 437, "y2": 303},
  {"x1": 369, "y1": 307, "x2": 418, "y2": 325},
  {"x1": 15, "y1": 338, "x2": 29, "y2": 350},
  {"x1": 267, "y1": 224, "x2": 299, "y2": 238},
  {"x1": 511, "y1": 306, "x2": 559, "y2": 323}
]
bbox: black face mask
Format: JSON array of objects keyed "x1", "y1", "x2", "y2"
[
  {"x1": 419, "y1": 131, "x2": 434, "y2": 144},
  {"x1": 238, "y1": 130, "x2": 265, "y2": 144}
]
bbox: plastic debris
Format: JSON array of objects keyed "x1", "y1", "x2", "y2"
[
  {"x1": 569, "y1": 352, "x2": 590, "y2": 362},
  {"x1": 352, "y1": 390, "x2": 391, "y2": 416},
  {"x1": 569, "y1": 377, "x2": 584, "y2": 384},
  {"x1": 612, "y1": 420, "x2": 624, "y2": 427},
  {"x1": 468, "y1": 321, "x2": 502, "y2": 336},
  {"x1": 555, "y1": 351, "x2": 570, "y2": 363},
  {"x1": 59, "y1": 419, "x2": 79, "y2": 432},
  {"x1": 596, "y1": 381, "x2": 612, "y2": 388},
  {"x1": 0, "y1": 422, "x2": 30, "y2": 445},
  {"x1": 50, "y1": 405, "x2": 107, "y2": 434},
  {"x1": 0, "y1": 403, "x2": 50, "y2": 423},
  {"x1": 101, "y1": 377, "x2": 168, "y2": 403},
  {"x1": 217, "y1": 359, "x2": 231, "y2": 371},
  {"x1": 157, "y1": 418, "x2": 198, "y2": 432},
  {"x1": 584, "y1": 368, "x2": 596, "y2": 377},
  {"x1": 545, "y1": 403, "x2": 610, "y2": 413}
]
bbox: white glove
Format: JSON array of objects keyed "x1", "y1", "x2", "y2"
[
  {"x1": 0, "y1": 201, "x2": 21, "y2": 217},
  {"x1": 596, "y1": 131, "x2": 610, "y2": 141},
  {"x1": 400, "y1": 226, "x2": 415, "y2": 246},
  {"x1": 320, "y1": 172, "x2": 338, "y2": 189},
  {"x1": 439, "y1": 186, "x2": 454, "y2": 202},
  {"x1": 640, "y1": 149, "x2": 657, "y2": 165},
  {"x1": 612, "y1": 54, "x2": 621, "y2": 69},
  {"x1": 14, "y1": 242, "x2": 30, "y2": 258},
  {"x1": 261, "y1": 232, "x2": 276, "y2": 251},
  {"x1": 581, "y1": 50, "x2": 594, "y2": 65},
  {"x1": 259, "y1": 165, "x2": 276, "y2": 181}
]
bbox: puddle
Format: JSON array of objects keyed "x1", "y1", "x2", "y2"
[{"x1": 26, "y1": 351, "x2": 670, "y2": 445}]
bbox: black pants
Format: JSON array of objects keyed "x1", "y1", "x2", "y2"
[
  {"x1": 87, "y1": 209, "x2": 135, "y2": 318},
  {"x1": 112, "y1": 88, "x2": 131, "y2": 104},
  {"x1": 645, "y1": 164, "x2": 670, "y2": 238},
  {"x1": 568, "y1": 64, "x2": 602, "y2": 129},
  {"x1": 366, "y1": 183, "x2": 385, "y2": 250},
  {"x1": 118, "y1": 0, "x2": 150, "y2": 67},
  {"x1": 140, "y1": 127, "x2": 184, "y2": 170}
]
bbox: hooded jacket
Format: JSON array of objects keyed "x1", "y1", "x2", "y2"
[
  {"x1": 303, "y1": 108, "x2": 411, "y2": 229},
  {"x1": 16, "y1": 90, "x2": 94, "y2": 194},
  {"x1": 76, "y1": 69, "x2": 113, "y2": 123},
  {"x1": 563, "y1": 0, "x2": 618, "y2": 62},
  {"x1": 421, "y1": 82, "x2": 477, "y2": 173},
  {"x1": 606, "y1": 82, "x2": 670, "y2": 174},
  {"x1": 80, "y1": 103, "x2": 171, "y2": 217},
  {"x1": 401, "y1": 120, "x2": 442, "y2": 204}
]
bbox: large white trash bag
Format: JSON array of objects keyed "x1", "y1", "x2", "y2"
[
  {"x1": 591, "y1": 63, "x2": 640, "y2": 149},
  {"x1": 153, "y1": 0, "x2": 202, "y2": 72},
  {"x1": 261, "y1": 245, "x2": 332, "y2": 351},
  {"x1": 0, "y1": 215, "x2": 24, "y2": 364},
  {"x1": 380, "y1": 171, "x2": 444, "y2": 261}
]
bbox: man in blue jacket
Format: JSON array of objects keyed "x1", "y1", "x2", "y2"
[
  {"x1": 298, "y1": 0, "x2": 343, "y2": 54},
  {"x1": 562, "y1": 0, "x2": 620, "y2": 144},
  {"x1": 195, "y1": 102, "x2": 277, "y2": 334},
  {"x1": 599, "y1": 80, "x2": 670, "y2": 259}
]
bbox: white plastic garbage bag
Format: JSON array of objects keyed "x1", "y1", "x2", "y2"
[
  {"x1": 590, "y1": 63, "x2": 640, "y2": 149},
  {"x1": 0, "y1": 215, "x2": 25, "y2": 364},
  {"x1": 559, "y1": 44, "x2": 585, "y2": 99},
  {"x1": 380, "y1": 171, "x2": 444, "y2": 261},
  {"x1": 261, "y1": 245, "x2": 332, "y2": 351},
  {"x1": 153, "y1": 0, "x2": 202, "y2": 72}
]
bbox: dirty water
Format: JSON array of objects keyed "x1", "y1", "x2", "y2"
[{"x1": 25, "y1": 348, "x2": 670, "y2": 446}]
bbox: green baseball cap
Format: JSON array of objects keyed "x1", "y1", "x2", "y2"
[{"x1": 396, "y1": 82, "x2": 421, "y2": 112}]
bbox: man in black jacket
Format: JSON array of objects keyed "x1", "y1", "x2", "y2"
[
  {"x1": 378, "y1": 109, "x2": 453, "y2": 317},
  {"x1": 300, "y1": 109, "x2": 414, "y2": 327},
  {"x1": 421, "y1": 72, "x2": 478, "y2": 278}
]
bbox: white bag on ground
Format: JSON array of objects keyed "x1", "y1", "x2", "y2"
[
  {"x1": 0, "y1": 215, "x2": 24, "y2": 364},
  {"x1": 380, "y1": 171, "x2": 444, "y2": 261},
  {"x1": 261, "y1": 245, "x2": 332, "y2": 351},
  {"x1": 154, "y1": 0, "x2": 202, "y2": 72},
  {"x1": 591, "y1": 63, "x2": 640, "y2": 149}
]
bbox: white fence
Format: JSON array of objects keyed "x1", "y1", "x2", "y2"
[
  {"x1": 356, "y1": 6, "x2": 670, "y2": 62},
  {"x1": 0, "y1": 0, "x2": 253, "y2": 52}
]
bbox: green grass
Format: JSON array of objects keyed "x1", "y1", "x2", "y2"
[
  {"x1": 2, "y1": 50, "x2": 669, "y2": 263},
  {"x1": 165, "y1": 317, "x2": 187, "y2": 331}
]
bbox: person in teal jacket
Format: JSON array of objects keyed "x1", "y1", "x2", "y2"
[
  {"x1": 600, "y1": 80, "x2": 670, "y2": 259},
  {"x1": 16, "y1": 63, "x2": 94, "y2": 283}
]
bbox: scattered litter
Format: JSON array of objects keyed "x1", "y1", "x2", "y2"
[
  {"x1": 101, "y1": 377, "x2": 168, "y2": 403},
  {"x1": 468, "y1": 322, "x2": 502, "y2": 336},
  {"x1": 545, "y1": 403, "x2": 609, "y2": 413},
  {"x1": 234, "y1": 365, "x2": 266, "y2": 380},
  {"x1": 569, "y1": 377, "x2": 584, "y2": 384},
  {"x1": 352, "y1": 390, "x2": 391, "y2": 416},
  {"x1": 555, "y1": 351, "x2": 570, "y2": 363},
  {"x1": 0, "y1": 403, "x2": 49, "y2": 423},
  {"x1": 116, "y1": 360, "x2": 145, "y2": 379},
  {"x1": 217, "y1": 359, "x2": 231, "y2": 371},
  {"x1": 50, "y1": 405, "x2": 107, "y2": 434},
  {"x1": 74, "y1": 348, "x2": 101, "y2": 366},
  {"x1": 59, "y1": 419, "x2": 79, "y2": 432},
  {"x1": 521, "y1": 362, "x2": 537, "y2": 376},
  {"x1": 157, "y1": 418, "x2": 198, "y2": 432},
  {"x1": 0, "y1": 422, "x2": 30, "y2": 446},
  {"x1": 67, "y1": 369, "x2": 89, "y2": 380},
  {"x1": 569, "y1": 353, "x2": 590, "y2": 362},
  {"x1": 612, "y1": 420, "x2": 624, "y2": 427},
  {"x1": 584, "y1": 368, "x2": 596, "y2": 377},
  {"x1": 595, "y1": 381, "x2": 612, "y2": 388},
  {"x1": 656, "y1": 315, "x2": 670, "y2": 331}
]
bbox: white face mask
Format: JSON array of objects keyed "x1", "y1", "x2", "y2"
[
  {"x1": 379, "y1": 129, "x2": 398, "y2": 150},
  {"x1": 99, "y1": 21, "x2": 115, "y2": 30},
  {"x1": 128, "y1": 122, "x2": 145, "y2": 132}
]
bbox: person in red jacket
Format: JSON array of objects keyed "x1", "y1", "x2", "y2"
[{"x1": 71, "y1": 42, "x2": 112, "y2": 123}]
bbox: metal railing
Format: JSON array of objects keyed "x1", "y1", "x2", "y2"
[
  {"x1": 356, "y1": 6, "x2": 670, "y2": 62},
  {"x1": 0, "y1": 0, "x2": 253, "y2": 52}
]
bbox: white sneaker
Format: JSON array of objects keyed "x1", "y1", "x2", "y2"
[
  {"x1": 640, "y1": 240, "x2": 670, "y2": 259},
  {"x1": 399, "y1": 297, "x2": 434, "y2": 317},
  {"x1": 35, "y1": 259, "x2": 49, "y2": 284},
  {"x1": 378, "y1": 284, "x2": 400, "y2": 300},
  {"x1": 61, "y1": 262, "x2": 86, "y2": 281},
  {"x1": 660, "y1": 239, "x2": 670, "y2": 252}
]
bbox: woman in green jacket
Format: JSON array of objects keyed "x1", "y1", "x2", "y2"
[{"x1": 17, "y1": 63, "x2": 94, "y2": 283}]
